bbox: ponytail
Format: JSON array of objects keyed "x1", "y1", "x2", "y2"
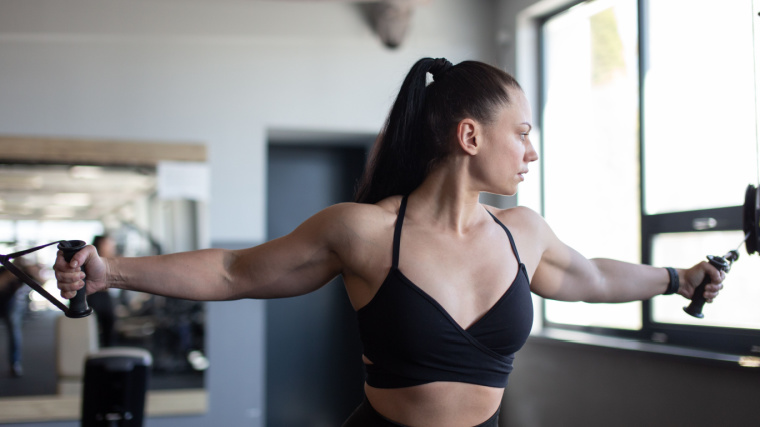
[{"x1": 354, "y1": 58, "x2": 520, "y2": 204}]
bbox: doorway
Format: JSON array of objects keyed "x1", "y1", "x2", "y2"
[{"x1": 266, "y1": 142, "x2": 367, "y2": 427}]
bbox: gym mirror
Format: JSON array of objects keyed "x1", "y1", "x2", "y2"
[{"x1": 0, "y1": 137, "x2": 208, "y2": 423}]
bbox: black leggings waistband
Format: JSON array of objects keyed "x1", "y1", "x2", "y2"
[{"x1": 342, "y1": 397, "x2": 500, "y2": 427}]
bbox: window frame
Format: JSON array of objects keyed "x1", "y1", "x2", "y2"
[{"x1": 537, "y1": 0, "x2": 760, "y2": 356}]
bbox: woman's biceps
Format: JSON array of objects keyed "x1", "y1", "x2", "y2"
[
  {"x1": 231, "y1": 235, "x2": 340, "y2": 298},
  {"x1": 531, "y1": 245, "x2": 593, "y2": 301}
]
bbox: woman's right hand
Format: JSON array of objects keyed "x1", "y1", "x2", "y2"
[{"x1": 54, "y1": 244, "x2": 108, "y2": 299}]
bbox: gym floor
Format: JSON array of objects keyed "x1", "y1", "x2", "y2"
[{"x1": 0, "y1": 309, "x2": 203, "y2": 398}]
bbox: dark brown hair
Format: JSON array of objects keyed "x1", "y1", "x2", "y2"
[{"x1": 354, "y1": 58, "x2": 521, "y2": 204}]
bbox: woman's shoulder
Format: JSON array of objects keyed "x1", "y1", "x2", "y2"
[
  {"x1": 481, "y1": 205, "x2": 551, "y2": 274},
  {"x1": 482, "y1": 204, "x2": 557, "y2": 266},
  {"x1": 323, "y1": 196, "x2": 402, "y2": 219},
  {"x1": 311, "y1": 196, "x2": 403, "y2": 237},
  {"x1": 483, "y1": 204, "x2": 545, "y2": 228},
  {"x1": 482, "y1": 204, "x2": 554, "y2": 246},
  {"x1": 312, "y1": 198, "x2": 402, "y2": 271}
]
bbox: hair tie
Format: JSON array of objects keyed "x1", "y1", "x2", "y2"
[{"x1": 429, "y1": 58, "x2": 453, "y2": 80}]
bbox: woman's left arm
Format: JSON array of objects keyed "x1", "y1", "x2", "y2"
[{"x1": 513, "y1": 207, "x2": 725, "y2": 303}]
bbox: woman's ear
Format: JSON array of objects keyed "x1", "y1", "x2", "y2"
[{"x1": 456, "y1": 118, "x2": 480, "y2": 155}]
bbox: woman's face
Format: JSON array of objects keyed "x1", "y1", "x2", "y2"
[{"x1": 475, "y1": 87, "x2": 538, "y2": 196}]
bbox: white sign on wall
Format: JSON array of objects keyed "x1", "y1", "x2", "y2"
[{"x1": 157, "y1": 161, "x2": 210, "y2": 201}]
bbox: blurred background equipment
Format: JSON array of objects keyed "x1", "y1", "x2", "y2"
[{"x1": 82, "y1": 347, "x2": 152, "y2": 427}]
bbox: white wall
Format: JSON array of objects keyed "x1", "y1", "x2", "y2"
[
  {"x1": 0, "y1": 1, "x2": 500, "y2": 425},
  {"x1": 0, "y1": 0, "x2": 499, "y2": 244}
]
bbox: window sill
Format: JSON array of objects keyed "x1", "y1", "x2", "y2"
[{"x1": 531, "y1": 327, "x2": 760, "y2": 369}]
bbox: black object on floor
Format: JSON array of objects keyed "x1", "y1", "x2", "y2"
[{"x1": 81, "y1": 347, "x2": 152, "y2": 427}]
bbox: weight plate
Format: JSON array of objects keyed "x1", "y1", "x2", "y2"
[{"x1": 743, "y1": 184, "x2": 759, "y2": 255}]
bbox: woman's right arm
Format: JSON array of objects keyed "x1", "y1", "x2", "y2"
[{"x1": 55, "y1": 203, "x2": 356, "y2": 302}]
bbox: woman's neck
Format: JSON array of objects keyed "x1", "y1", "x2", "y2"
[{"x1": 408, "y1": 164, "x2": 485, "y2": 235}]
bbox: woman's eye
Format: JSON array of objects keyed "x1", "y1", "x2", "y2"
[{"x1": 520, "y1": 133, "x2": 528, "y2": 141}]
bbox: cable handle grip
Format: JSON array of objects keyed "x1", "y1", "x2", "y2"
[
  {"x1": 683, "y1": 255, "x2": 731, "y2": 319},
  {"x1": 57, "y1": 240, "x2": 93, "y2": 318}
]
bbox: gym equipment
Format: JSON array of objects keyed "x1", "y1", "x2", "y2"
[
  {"x1": 82, "y1": 347, "x2": 152, "y2": 427},
  {"x1": 682, "y1": 249, "x2": 740, "y2": 318},
  {"x1": 0, "y1": 239, "x2": 92, "y2": 318},
  {"x1": 743, "y1": 183, "x2": 759, "y2": 255},
  {"x1": 683, "y1": 184, "x2": 759, "y2": 318}
]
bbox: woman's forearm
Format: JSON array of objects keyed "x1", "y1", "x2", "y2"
[
  {"x1": 587, "y1": 258, "x2": 675, "y2": 303},
  {"x1": 105, "y1": 249, "x2": 238, "y2": 301}
]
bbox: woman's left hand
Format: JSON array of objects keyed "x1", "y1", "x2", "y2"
[{"x1": 678, "y1": 261, "x2": 726, "y2": 303}]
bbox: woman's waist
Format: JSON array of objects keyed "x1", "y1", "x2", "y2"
[{"x1": 364, "y1": 381, "x2": 503, "y2": 427}]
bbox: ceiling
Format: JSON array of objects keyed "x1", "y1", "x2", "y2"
[{"x1": 0, "y1": 164, "x2": 156, "y2": 222}]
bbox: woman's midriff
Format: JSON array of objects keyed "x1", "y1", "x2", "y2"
[{"x1": 364, "y1": 381, "x2": 504, "y2": 427}]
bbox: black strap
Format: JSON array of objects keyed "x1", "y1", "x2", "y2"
[
  {"x1": 485, "y1": 210, "x2": 522, "y2": 265},
  {"x1": 391, "y1": 196, "x2": 409, "y2": 269},
  {"x1": 2, "y1": 240, "x2": 62, "y2": 259},
  {"x1": 0, "y1": 240, "x2": 70, "y2": 312}
]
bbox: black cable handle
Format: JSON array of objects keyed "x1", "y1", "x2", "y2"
[{"x1": 0, "y1": 239, "x2": 92, "y2": 318}]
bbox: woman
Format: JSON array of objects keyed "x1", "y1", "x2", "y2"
[{"x1": 55, "y1": 58, "x2": 724, "y2": 427}]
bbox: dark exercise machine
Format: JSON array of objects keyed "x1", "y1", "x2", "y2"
[{"x1": 81, "y1": 347, "x2": 152, "y2": 427}]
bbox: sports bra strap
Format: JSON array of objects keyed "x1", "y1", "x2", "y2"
[
  {"x1": 393, "y1": 198, "x2": 521, "y2": 267},
  {"x1": 392, "y1": 195, "x2": 409, "y2": 268},
  {"x1": 486, "y1": 209, "x2": 522, "y2": 265}
]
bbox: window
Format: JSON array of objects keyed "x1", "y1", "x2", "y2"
[
  {"x1": 539, "y1": 0, "x2": 760, "y2": 354},
  {"x1": 542, "y1": 0, "x2": 642, "y2": 332}
]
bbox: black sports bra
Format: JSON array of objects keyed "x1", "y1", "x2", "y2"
[{"x1": 356, "y1": 196, "x2": 533, "y2": 389}]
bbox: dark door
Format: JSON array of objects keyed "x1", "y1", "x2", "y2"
[{"x1": 266, "y1": 144, "x2": 366, "y2": 427}]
